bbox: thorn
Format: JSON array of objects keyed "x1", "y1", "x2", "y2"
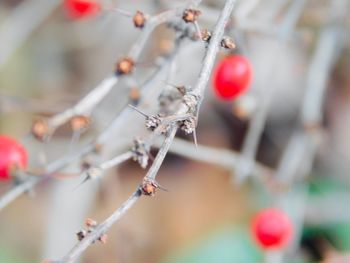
[
  {"x1": 193, "y1": 128, "x2": 198, "y2": 147},
  {"x1": 73, "y1": 175, "x2": 91, "y2": 191},
  {"x1": 128, "y1": 104, "x2": 148, "y2": 117}
]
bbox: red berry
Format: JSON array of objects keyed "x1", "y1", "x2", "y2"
[
  {"x1": 0, "y1": 135, "x2": 28, "y2": 181},
  {"x1": 251, "y1": 208, "x2": 293, "y2": 249},
  {"x1": 213, "y1": 55, "x2": 252, "y2": 100},
  {"x1": 63, "y1": 0, "x2": 101, "y2": 20}
]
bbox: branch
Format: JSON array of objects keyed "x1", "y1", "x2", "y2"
[
  {"x1": 42, "y1": 7, "x2": 185, "y2": 133},
  {"x1": 58, "y1": 0, "x2": 237, "y2": 261},
  {"x1": 61, "y1": 126, "x2": 178, "y2": 263}
]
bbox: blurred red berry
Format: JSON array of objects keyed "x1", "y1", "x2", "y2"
[
  {"x1": 213, "y1": 55, "x2": 252, "y2": 100},
  {"x1": 63, "y1": 0, "x2": 101, "y2": 20},
  {"x1": 252, "y1": 208, "x2": 293, "y2": 249},
  {"x1": 0, "y1": 135, "x2": 28, "y2": 181}
]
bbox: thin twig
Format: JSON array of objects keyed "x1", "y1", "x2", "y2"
[{"x1": 59, "y1": 1, "x2": 237, "y2": 261}]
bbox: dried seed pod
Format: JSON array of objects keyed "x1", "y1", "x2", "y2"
[
  {"x1": 31, "y1": 119, "x2": 51, "y2": 141},
  {"x1": 76, "y1": 229, "x2": 87, "y2": 241},
  {"x1": 183, "y1": 94, "x2": 199, "y2": 113},
  {"x1": 70, "y1": 115, "x2": 91, "y2": 132},
  {"x1": 221, "y1": 36, "x2": 236, "y2": 49},
  {"x1": 200, "y1": 28, "x2": 211, "y2": 42},
  {"x1": 182, "y1": 8, "x2": 201, "y2": 23},
  {"x1": 116, "y1": 57, "x2": 134, "y2": 75},
  {"x1": 181, "y1": 116, "x2": 197, "y2": 134},
  {"x1": 129, "y1": 87, "x2": 141, "y2": 105},
  {"x1": 133, "y1": 10, "x2": 146, "y2": 28},
  {"x1": 141, "y1": 178, "x2": 158, "y2": 196},
  {"x1": 145, "y1": 114, "x2": 162, "y2": 131}
]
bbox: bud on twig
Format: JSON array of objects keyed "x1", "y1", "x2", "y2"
[
  {"x1": 31, "y1": 119, "x2": 51, "y2": 142},
  {"x1": 116, "y1": 57, "x2": 134, "y2": 75},
  {"x1": 145, "y1": 114, "x2": 163, "y2": 131},
  {"x1": 129, "y1": 87, "x2": 141, "y2": 105},
  {"x1": 133, "y1": 11, "x2": 147, "y2": 28},
  {"x1": 221, "y1": 36, "x2": 236, "y2": 49},
  {"x1": 70, "y1": 115, "x2": 91, "y2": 132},
  {"x1": 140, "y1": 177, "x2": 166, "y2": 196},
  {"x1": 181, "y1": 116, "x2": 197, "y2": 134},
  {"x1": 76, "y1": 218, "x2": 108, "y2": 244},
  {"x1": 182, "y1": 9, "x2": 201, "y2": 23},
  {"x1": 200, "y1": 28, "x2": 211, "y2": 42}
]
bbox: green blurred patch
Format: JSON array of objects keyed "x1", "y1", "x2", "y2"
[
  {"x1": 162, "y1": 226, "x2": 262, "y2": 263},
  {"x1": 0, "y1": 245, "x2": 26, "y2": 263}
]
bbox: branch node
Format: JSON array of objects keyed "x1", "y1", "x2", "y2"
[
  {"x1": 70, "y1": 115, "x2": 91, "y2": 133},
  {"x1": 133, "y1": 11, "x2": 147, "y2": 28},
  {"x1": 31, "y1": 118, "x2": 52, "y2": 142},
  {"x1": 115, "y1": 57, "x2": 135, "y2": 75},
  {"x1": 182, "y1": 9, "x2": 201, "y2": 23}
]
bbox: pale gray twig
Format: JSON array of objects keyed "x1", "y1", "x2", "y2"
[{"x1": 59, "y1": 1, "x2": 237, "y2": 261}]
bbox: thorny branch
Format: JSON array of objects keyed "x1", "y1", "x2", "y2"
[
  {"x1": 40, "y1": 7, "x2": 187, "y2": 135},
  {"x1": 58, "y1": 0, "x2": 238, "y2": 262},
  {"x1": 0, "y1": 42, "x2": 179, "y2": 211}
]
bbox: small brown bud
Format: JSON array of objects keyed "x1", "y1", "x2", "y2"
[
  {"x1": 31, "y1": 119, "x2": 51, "y2": 141},
  {"x1": 99, "y1": 234, "x2": 108, "y2": 244},
  {"x1": 200, "y1": 28, "x2": 211, "y2": 42},
  {"x1": 182, "y1": 9, "x2": 201, "y2": 23},
  {"x1": 76, "y1": 230, "x2": 87, "y2": 241},
  {"x1": 141, "y1": 178, "x2": 158, "y2": 196},
  {"x1": 221, "y1": 36, "x2": 236, "y2": 49},
  {"x1": 133, "y1": 11, "x2": 146, "y2": 28},
  {"x1": 93, "y1": 143, "x2": 103, "y2": 154},
  {"x1": 85, "y1": 218, "x2": 97, "y2": 228},
  {"x1": 116, "y1": 57, "x2": 134, "y2": 75},
  {"x1": 129, "y1": 87, "x2": 141, "y2": 105},
  {"x1": 70, "y1": 115, "x2": 91, "y2": 132}
]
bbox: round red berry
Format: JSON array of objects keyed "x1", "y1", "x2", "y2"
[
  {"x1": 0, "y1": 135, "x2": 28, "y2": 181},
  {"x1": 63, "y1": 0, "x2": 101, "y2": 20},
  {"x1": 212, "y1": 55, "x2": 252, "y2": 100},
  {"x1": 251, "y1": 208, "x2": 293, "y2": 249}
]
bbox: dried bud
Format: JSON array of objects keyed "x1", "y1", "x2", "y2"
[
  {"x1": 200, "y1": 28, "x2": 211, "y2": 42},
  {"x1": 31, "y1": 119, "x2": 51, "y2": 141},
  {"x1": 129, "y1": 87, "x2": 141, "y2": 105},
  {"x1": 132, "y1": 138, "x2": 149, "y2": 168},
  {"x1": 140, "y1": 178, "x2": 167, "y2": 196},
  {"x1": 141, "y1": 178, "x2": 158, "y2": 196},
  {"x1": 221, "y1": 36, "x2": 236, "y2": 49},
  {"x1": 145, "y1": 114, "x2": 162, "y2": 131},
  {"x1": 133, "y1": 11, "x2": 146, "y2": 28},
  {"x1": 99, "y1": 233, "x2": 108, "y2": 244},
  {"x1": 183, "y1": 94, "x2": 198, "y2": 113},
  {"x1": 116, "y1": 57, "x2": 134, "y2": 75},
  {"x1": 70, "y1": 115, "x2": 91, "y2": 132},
  {"x1": 182, "y1": 9, "x2": 201, "y2": 23},
  {"x1": 85, "y1": 218, "x2": 97, "y2": 228},
  {"x1": 181, "y1": 116, "x2": 197, "y2": 134},
  {"x1": 76, "y1": 230, "x2": 87, "y2": 241}
]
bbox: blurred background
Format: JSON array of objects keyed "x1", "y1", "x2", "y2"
[{"x1": 0, "y1": 0, "x2": 350, "y2": 262}]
